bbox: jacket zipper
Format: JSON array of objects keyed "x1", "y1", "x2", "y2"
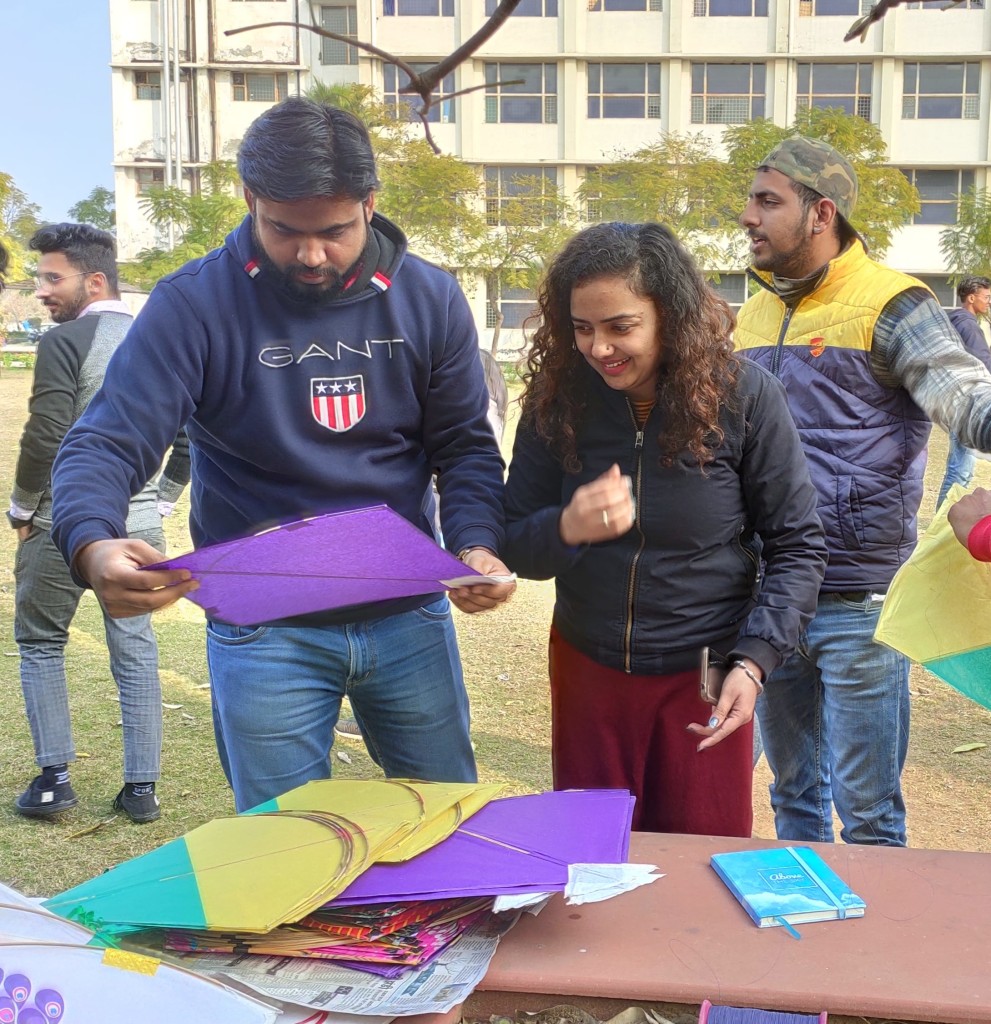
[
  {"x1": 771, "y1": 306, "x2": 793, "y2": 377},
  {"x1": 623, "y1": 403, "x2": 647, "y2": 673},
  {"x1": 738, "y1": 523, "x2": 762, "y2": 585}
]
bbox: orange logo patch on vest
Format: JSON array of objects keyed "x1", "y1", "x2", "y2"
[{"x1": 809, "y1": 336, "x2": 826, "y2": 358}]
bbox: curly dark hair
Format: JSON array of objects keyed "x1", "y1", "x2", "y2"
[{"x1": 521, "y1": 222, "x2": 740, "y2": 471}]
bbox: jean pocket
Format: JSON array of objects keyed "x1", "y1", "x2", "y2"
[
  {"x1": 206, "y1": 620, "x2": 269, "y2": 644},
  {"x1": 412, "y1": 596, "x2": 452, "y2": 622}
]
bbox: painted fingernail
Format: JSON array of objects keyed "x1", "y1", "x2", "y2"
[{"x1": 707, "y1": 716, "x2": 720, "y2": 728}]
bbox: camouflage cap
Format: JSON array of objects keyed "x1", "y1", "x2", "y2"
[{"x1": 761, "y1": 136, "x2": 858, "y2": 222}]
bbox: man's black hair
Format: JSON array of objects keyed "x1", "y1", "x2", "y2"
[
  {"x1": 238, "y1": 97, "x2": 380, "y2": 203},
  {"x1": 957, "y1": 275, "x2": 991, "y2": 304},
  {"x1": 29, "y1": 222, "x2": 119, "y2": 295}
]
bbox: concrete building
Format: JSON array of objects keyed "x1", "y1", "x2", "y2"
[{"x1": 109, "y1": 0, "x2": 991, "y2": 349}]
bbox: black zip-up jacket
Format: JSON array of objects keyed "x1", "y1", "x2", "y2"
[{"x1": 503, "y1": 359, "x2": 827, "y2": 678}]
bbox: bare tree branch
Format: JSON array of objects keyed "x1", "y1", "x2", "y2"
[
  {"x1": 415, "y1": 0, "x2": 524, "y2": 93},
  {"x1": 224, "y1": 0, "x2": 526, "y2": 152}
]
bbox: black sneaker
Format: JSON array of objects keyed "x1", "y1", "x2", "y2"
[
  {"x1": 113, "y1": 786, "x2": 161, "y2": 824},
  {"x1": 334, "y1": 717, "x2": 364, "y2": 741},
  {"x1": 15, "y1": 775, "x2": 78, "y2": 818}
]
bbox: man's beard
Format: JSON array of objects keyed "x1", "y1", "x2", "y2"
[
  {"x1": 48, "y1": 281, "x2": 90, "y2": 323},
  {"x1": 751, "y1": 223, "x2": 816, "y2": 279},
  {"x1": 251, "y1": 223, "x2": 367, "y2": 308}
]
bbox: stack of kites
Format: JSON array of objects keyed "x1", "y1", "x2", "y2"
[{"x1": 29, "y1": 780, "x2": 635, "y2": 1014}]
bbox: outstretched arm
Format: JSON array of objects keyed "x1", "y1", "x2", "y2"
[{"x1": 948, "y1": 487, "x2": 991, "y2": 562}]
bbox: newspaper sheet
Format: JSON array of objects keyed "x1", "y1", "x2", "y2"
[{"x1": 171, "y1": 912, "x2": 519, "y2": 1017}]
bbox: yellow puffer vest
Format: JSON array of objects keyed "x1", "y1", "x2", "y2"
[
  {"x1": 735, "y1": 241, "x2": 932, "y2": 591},
  {"x1": 734, "y1": 241, "x2": 921, "y2": 357}
]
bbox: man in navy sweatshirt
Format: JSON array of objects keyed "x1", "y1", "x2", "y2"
[{"x1": 50, "y1": 99, "x2": 515, "y2": 812}]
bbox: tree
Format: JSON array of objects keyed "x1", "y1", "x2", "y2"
[
  {"x1": 465, "y1": 174, "x2": 578, "y2": 354},
  {"x1": 0, "y1": 172, "x2": 42, "y2": 282},
  {"x1": 228, "y1": 0, "x2": 527, "y2": 153},
  {"x1": 377, "y1": 139, "x2": 487, "y2": 267},
  {"x1": 121, "y1": 162, "x2": 243, "y2": 290},
  {"x1": 576, "y1": 132, "x2": 739, "y2": 271},
  {"x1": 720, "y1": 106, "x2": 919, "y2": 259},
  {"x1": 68, "y1": 186, "x2": 116, "y2": 231},
  {"x1": 304, "y1": 82, "x2": 487, "y2": 269},
  {"x1": 940, "y1": 188, "x2": 991, "y2": 281}
]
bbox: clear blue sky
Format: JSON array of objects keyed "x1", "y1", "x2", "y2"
[{"x1": 3, "y1": 1, "x2": 113, "y2": 222}]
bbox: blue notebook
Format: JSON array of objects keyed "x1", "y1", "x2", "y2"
[{"x1": 711, "y1": 846, "x2": 866, "y2": 930}]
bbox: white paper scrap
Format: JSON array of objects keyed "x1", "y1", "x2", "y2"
[
  {"x1": 492, "y1": 892, "x2": 553, "y2": 913},
  {"x1": 565, "y1": 863, "x2": 663, "y2": 905}
]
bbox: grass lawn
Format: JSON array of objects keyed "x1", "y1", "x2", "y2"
[{"x1": 1, "y1": 365, "x2": 991, "y2": 898}]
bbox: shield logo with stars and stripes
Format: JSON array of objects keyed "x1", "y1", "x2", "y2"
[{"x1": 311, "y1": 375, "x2": 366, "y2": 432}]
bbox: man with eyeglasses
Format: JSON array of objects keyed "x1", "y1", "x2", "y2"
[{"x1": 8, "y1": 222, "x2": 188, "y2": 824}]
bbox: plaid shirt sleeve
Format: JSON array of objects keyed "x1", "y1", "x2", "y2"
[{"x1": 872, "y1": 287, "x2": 991, "y2": 453}]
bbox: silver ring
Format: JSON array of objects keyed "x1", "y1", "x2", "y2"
[{"x1": 602, "y1": 509, "x2": 609, "y2": 527}]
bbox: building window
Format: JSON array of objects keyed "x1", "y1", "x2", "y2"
[
  {"x1": 484, "y1": 63, "x2": 557, "y2": 124},
  {"x1": 486, "y1": 277, "x2": 538, "y2": 330},
  {"x1": 135, "y1": 70, "x2": 161, "y2": 100},
  {"x1": 320, "y1": 5, "x2": 358, "y2": 65},
  {"x1": 486, "y1": 0, "x2": 557, "y2": 13},
  {"x1": 904, "y1": 1, "x2": 983, "y2": 8},
  {"x1": 232, "y1": 72, "x2": 288, "y2": 102},
  {"x1": 587, "y1": 64, "x2": 661, "y2": 119},
  {"x1": 383, "y1": 0, "x2": 454, "y2": 13},
  {"x1": 902, "y1": 63, "x2": 980, "y2": 119},
  {"x1": 708, "y1": 273, "x2": 749, "y2": 308},
  {"x1": 691, "y1": 63, "x2": 765, "y2": 124},
  {"x1": 484, "y1": 166, "x2": 558, "y2": 226},
  {"x1": 582, "y1": 167, "x2": 634, "y2": 222},
  {"x1": 901, "y1": 169, "x2": 975, "y2": 224},
  {"x1": 797, "y1": 63, "x2": 872, "y2": 119},
  {"x1": 384, "y1": 62, "x2": 455, "y2": 123},
  {"x1": 798, "y1": 0, "x2": 862, "y2": 14},
  {"x1": 136, "y1": 168, "x2": 166, "y2": 194},
  {"x1": 693, "y1": 0, "x2": 767, "y2": 14},
  {"x1": 587, "y1": 0, "x2": 663, "y2": 10}
]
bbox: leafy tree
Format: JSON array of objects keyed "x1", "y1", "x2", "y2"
[
  {"x1": 305, "y1": 82, "x2": 487, "y2": 269},
  {"x1": 940, "y1": 188, "x2": 991, "y2": 281},
  {"x1": 68, "y1": 186, "x2": 116, "y2": 231},
  {"x1": 577, "y1": 132, "x2": 738, "y2": 271},
  {"x1": 121, "y1": 162, "x2": 243, "y2": 290},
  {"x1": 720, "y1": 106, "x2": 919, "y2": 259},
  {"x1": 465, "y1": 174, "x2": 578, "y2": 354},
  {"x1": 377, "y1": 140, "x2": 486, "y2": 268},
  {"x1": 0, "y1": 172, "x2": 42, "y2": 282}
]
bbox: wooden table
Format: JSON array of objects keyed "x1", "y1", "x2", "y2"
[{"x1": 468, "y1": 832, "x2": 991, "y2": 1024}]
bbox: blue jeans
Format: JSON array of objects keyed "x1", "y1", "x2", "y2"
[
  {"x1": 205, "y1": 597, "x2": 476, "y2": 811},
  {"x1": 757, "y1": 592, "x2": 909, "y2": 847},
  {"x1": 14, "y1": 525, "x2": 164, "y2": 782},
  {"x1": 937, "y1": 432, "x2": 976, "y2": 509}
]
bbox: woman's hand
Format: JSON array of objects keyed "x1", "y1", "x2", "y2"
[
  {"x1": 686, "y1": 657, "x2": 763, "y2": 751},
  {"x1": 559, "y1": 463, "x2": 635, "y2": 545}
]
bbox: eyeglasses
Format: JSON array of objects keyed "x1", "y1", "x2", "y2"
[{"x1": 34, "y1": 271, "x2": 92, "y2": 289}]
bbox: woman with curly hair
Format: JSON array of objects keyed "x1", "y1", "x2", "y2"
[{"x1": 503, "y1": 222, "x2": 826, "y2": 837}]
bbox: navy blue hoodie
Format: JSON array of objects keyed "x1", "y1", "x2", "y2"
[{"x1": 51, "y1": 213, "x2": 504, "y2": 623}]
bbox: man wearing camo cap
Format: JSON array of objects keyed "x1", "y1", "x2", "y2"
[{"x1": 735, "y1": 135, "x2": 991, "y2": 848}]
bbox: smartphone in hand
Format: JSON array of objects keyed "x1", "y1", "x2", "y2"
[{"x1": 699, "y1": 647, "x2": 729, "y2": 705}]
